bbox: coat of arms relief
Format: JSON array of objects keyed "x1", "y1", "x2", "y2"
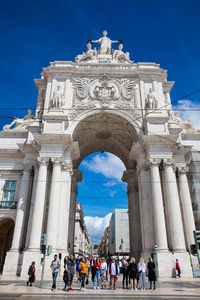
[{"x1": 71, "y1": 74, "x2": 139, "y2": 118}]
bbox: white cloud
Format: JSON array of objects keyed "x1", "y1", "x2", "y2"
[
  {"x1": 173, "y1": 100, "x2": 200, "y2": 129},
  {"x1": 84, "y1": 213, "x2": 112, "y2": 244},
  {"x1": 81, "y1": 153, "x2": 126, "y2": 181}
]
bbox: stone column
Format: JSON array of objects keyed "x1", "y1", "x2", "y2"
[
  {"x1": 46, "y1": 158, "x2": 62, "y2": 249},
  {"x1": 67, "y1": 169, "x2": 82, "y2": 254},
  {"x1": 177, "y1": 166, "x2": 195, "y2": 250},
  {"x1": 11, "y1": 164, "x2": 32, "y2": 250},
  {"x1": 163, "y1": 159, "x2": 186, "y2": 251},
  {"x1": 122, "y1": 169, "x2": 142, "y2": 260},
  {"x1": 149, "y1": 158, "x2": 168, "y2": 251},
  {"x1": 56, "y1": 159, "x2": 73, "y2": 252},
  {"x1": 28, "y1": 158, "x2": 48, "y2": 250}
]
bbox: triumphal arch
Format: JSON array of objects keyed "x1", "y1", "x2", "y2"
[{"x1": 0, "y1": 31, "x2": 200, "y2": 278}]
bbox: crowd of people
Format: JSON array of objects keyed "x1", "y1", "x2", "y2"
[
  {"x1": 26, "y1": 255, "x2": 181, "y2": 292},
  {"x1": 48, "y1": 254, "x2": 157, "y2": 292}
]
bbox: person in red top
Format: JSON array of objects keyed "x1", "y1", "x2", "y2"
[
  {"x1": 93, "y1": 258, "x2": 101, "y2": 289},
  {"x1": 175, "y1": 259, "x2": 181, "y2": 278}
]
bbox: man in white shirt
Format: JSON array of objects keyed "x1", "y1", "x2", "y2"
[{"x1": 108, "y1": 257, "x2": 119, "y2": 290}]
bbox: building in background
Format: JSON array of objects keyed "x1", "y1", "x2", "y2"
[
  {"x1": 74, "y1": 202, "x2": 91, "y2": 257},
  {"x1": 108, "y1": 209, "x2": 130, "y2": 256},
  {"x1": 98, "y1": 226, "x2": 109, "y2": 257}
]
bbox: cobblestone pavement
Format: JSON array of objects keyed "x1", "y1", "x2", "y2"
[{"x1": 0, "y1": 275, "x2": 200, "y2": 300}]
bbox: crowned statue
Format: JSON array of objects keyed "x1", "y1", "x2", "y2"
[{"x1": 75, "y1": 30, "x2": 132, "y2": 64}]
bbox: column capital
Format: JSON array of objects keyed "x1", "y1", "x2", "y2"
[
  {"x1": 51, "y1": 157, "x2": 63, "y2": 166},
  {"x1": 62, "y1": 159, "x2": 73, "y2": 175},
  {"x1": 147, "y1": 158, "x2": 161, "y2": 168},
  {"x1": 177, "y1": 165, "x2": 189, "y2": 174},
  {"x1": 37, "y1": 157, "x2": 49, "y2": 166},
  {"x1": 163, "y1": 158, "x2": 174, "y2": 166}
]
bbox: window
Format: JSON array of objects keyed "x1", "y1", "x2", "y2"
[{"x1": 1, "y1": 181, "x2": 16, "y2": 208}]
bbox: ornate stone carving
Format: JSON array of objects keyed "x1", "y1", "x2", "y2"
[
  {"x1": 72, "y1": 74, "x2": 137, "y2": 110},
  {"x1": 75, "y1": 42, "x2": 97, "y2": 63},
  {"x1": 163, "y1": 158, "x2": 174, "y2": 167},
  {"x1": 145, "y1": 88, "x2": 158, "y2": 110},
  {"x1": 75, "y1": 31, "x2": 133, "y2": 64},
  {"x1": 112, "y1": 43, "x2": 132, "y2": 64},
  {"x1": 37, "y1": 157, "x2": 49, "y2": 166},
  {"x1": 120, "y1": 79, "x2": 136, "y2": 100},
  {"x1": 177, "y1": 165, "x2": 189, "y2": 174},
  {"x1": 3, "y1": 109, "x2": 34, "y2": 132},
  {"x1": 62, "y1": 159, "x2": 73, "y2": 175},
  {"x1": 49, "y1": 86, "x2": 64, "y2": 109},
  {"x1": 148, "y1": 158, "x2": 161, "y2": 167},
  {"x1": 23, "y1": 164, "x2": 33, "y2": 172},
  {"x1": 72, "y1": 78, "x2": 89, "y2": 99},
  {"x1": 51, "y1": 157, "x2": 62, "y2": 165}
]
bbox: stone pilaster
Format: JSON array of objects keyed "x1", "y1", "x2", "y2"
[
  {"x1": 11, "y1": 164, "x2": 32, "y2": 251},
  {"x1": 163, "y1": 159, "x2": 186, "y2": 251},
  {"x1": 177, "y1": 165, "x2": 195, "y2": 250}
]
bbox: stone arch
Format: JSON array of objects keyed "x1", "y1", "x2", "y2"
[
  {"x1": 0, "y1": 218, "x2": 14, "y2": 273},
  {"x1": 70, "y1": 111, "x2": 142, "y2": 258},
  {"x1": 71, "y1": 111, "x2": 140, "y2": 169}
]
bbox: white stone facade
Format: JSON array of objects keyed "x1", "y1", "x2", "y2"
[{"x1": 0, "y1": 31, "x2": 199, "y2": 278}]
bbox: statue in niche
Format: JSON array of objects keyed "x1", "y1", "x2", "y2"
[
  {"x1": 91, "y1": 30, "x2": 119, "y2": 54},
  {"x1": 112, "y1": 43, "x2": 132, "y2": 63},
  {"x1": 75, "y1": 42, "x2": 97, "y2": 63},
  {"x1": 145, "y1": 88, "x2": 158, "y2": 110},
  {"x1": 3, "y1": 109, "x2": 34, "y2": 131},
  {"x1": 50, "y1": 85, "x2": 64, "y2": 109}
]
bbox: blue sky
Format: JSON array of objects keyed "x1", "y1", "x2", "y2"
[{"x1": 0, "y1": 0, "x2": 200, "y2": 242}]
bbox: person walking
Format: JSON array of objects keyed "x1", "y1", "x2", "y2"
[
  {"x1": 79, "y1": 257, "x2": 88, "y2": 292},
  {"x1": 121, "y1": 257, "x2": 129, "y2": 289},
  {"x1": 128, "y1": 257, "x2": 138, "y2": 290},
  {"x1": 176, "y1": 259, "x2": 181, "y2": 278},
  {"x1": 26, "y1": 261, "x2": 36, "y2": 286},
  {"x1": 100, "y1": 258, "x2": 107, "y2": 288},
  {"x1": 137, "y1": 258, "x2": 146, "y2": 290},
  {"x1": 147, "y1": 257, "x2": 156, "y2": 289},
  {"x1": 108, "y1": 257, "x2": 119, "y2": 290},
  {"x1": 50, "y1": 254, "x2": 61, "y2": 291},
  {"x1": 93, "y1": 257, "x2": 101, "y2": 289},
  {"x1": 65, "y1": 253, "x2": 76, "y2": 292},
  {"x1": 63, "y1": 256, "x2": 68, "y2": 291}
]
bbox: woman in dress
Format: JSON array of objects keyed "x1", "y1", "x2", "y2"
[
  {"x1": 137, "y1": 258, "x2": 146, "y2": 290},
  {"x1": 147, "y1": 257, "x2": 156, "y2": 289},
  {"x1": 128, "y1": 257, "x2": 138, "y2": 290},
  {"x1": 27, "y1": 261, "x2": 36, "y2": 286},
  {"x1": 100, "y1": 258, "x2": 107, "y2": 288}
]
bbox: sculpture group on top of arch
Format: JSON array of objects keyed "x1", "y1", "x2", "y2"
[{"x1": 75, "y1": 30, "x2": 132, "y2": 64}]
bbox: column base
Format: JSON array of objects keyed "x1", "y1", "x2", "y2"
[
  {"x1": 157, "y1": 251, "x2": 193, "y2": 278},
  {"x1": 20, "y1": 249, "x2": 66, "y2": 280},
  {"x1": 2, "y1": 250, "x2": 22, "y2": 277}
]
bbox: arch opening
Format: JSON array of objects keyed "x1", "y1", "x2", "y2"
[{"x1": 0, "y1": 218, "x2": 14, "y2": 273}]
